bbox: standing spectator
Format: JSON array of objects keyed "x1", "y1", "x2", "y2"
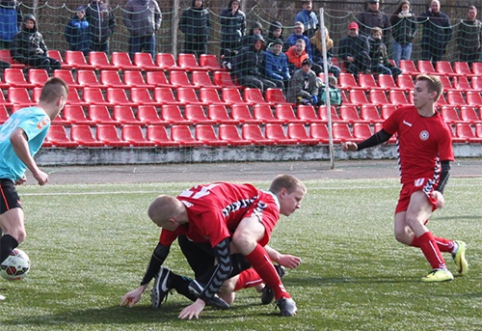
[
  {"x1": 179, "y1": 0, "x2": 211, "y2": 58},
  {"x1": 11, "y1": 14, "x2": 61, "y2": 74},
  {"x1": 456, "y1": 6, "x2": 482, "y2": 68},
  {"x1": 283, "y1": 22, "x2": 312, "y2": 59},
  {"x1": 369, "y1": 27, "x2": 402, "y2": 80},
  {"x1": 84, "y1": 0, "x2": 115, "y2": 54},
  {"x1": 390, "y1": 0, "x2": 417, "y2": 66},
  {"x1": 294, "y1": 1, "x2": 319, "y2": 38},
  {"x1": 123, "y1": 0, "x2": 161, "y2": 60},
  {"x1": 310, "y1": 27, "x2": 341, "y2": 78},
  {"x1": 220, "y1": 0, "x2": 246, "y2": 65},
  {"x1": 266, "y1": 21, "x2": 284, "y2": 48},
  {"x1": 240, "y1": 21, "x2": 264, "y2": 48},
  {"x1": 338, "y1": 22, "x2": 371, "y2": 78},
  {"x1": 264, "y1": 39, "x2": 290, "y2": 91},
  {"x1": 232, "y1": 34, "x2": 278, "y2": 93},
  {"x1": 285, "y1": 38, "x2": 321, "y2": 76},
  {"x1": 356, "y1": 0, "x2": 391, "y2": 49},
  {"x1": 419, "y1": 0, "x2": 452, "y2": 65},
  {"x1": 0, "y1": 0, "x2": 22, "y2": 50},
  {"x1": 64, "y1": 6, "x2": 91, "y2": 56},
  {"x1": 287, "y1": 58, "x2": 318, "y2": 105}
]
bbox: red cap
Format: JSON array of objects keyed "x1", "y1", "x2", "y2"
[{"x1": 348, "y1": 22, "x2": 359, "y2": 30}]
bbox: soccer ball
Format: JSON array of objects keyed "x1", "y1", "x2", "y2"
[{"x1": 0, "y1": 248, "x2": 30, "y2": 281}]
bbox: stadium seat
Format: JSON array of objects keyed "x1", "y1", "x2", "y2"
[
  {"x1": 417, "y1": 60, "x2": 437, "y2": 75},
  {"x1": 434, "y1": 93, "x2": 449, "y2": 106},
  {"x1": 54, "y1": 69, "x2": 81, "y2": 89},
  {"x1": 275, "y1": 104, "x2": 303, "y2": 124},
  {"x1": 171, "y1": 124, "x2": 204, "y2": 146},
  {"x1": 7, "y1": 87, "x2": 33, "y2": 107},
  {"x1": 319, "y1": 106, "x2": 341, "y2": 122},
  {"x1": 83, "y1": 87, "x2": 110, "y2": 106},
  {"x1": 121, "y1": 124, "x2": 157, "y2": 146},
  {"x1": 0, "y1": 91, "x2": 12, "y2": 107},
  {"x1": 310, "y1": 122, "x2": 333, "y2": 144},
  {"x1": 476, "y1": 123, "x2": 482, "y2": 138},
  {"x1": 360, "y1": 105, "x2": 383, "y2": 123},
  {"x1": 199, "y1": 54, "x2": 225, "y2": 71},
  {"x1": 66, "y1": 87, "x2": 87, "y2": 106},
  {"x1": 466, "y1": 91, "x2": 482, "y2": 107},
  {"x1": 124, "y1": 70, "x2": 155, "y2": 89},
  {"x1": 0, "y1": 49, "x2": 24, "y2": 69},
  {"x1": 199, "y1": 87, "x2": 225, "y2": 105},
  {"x1": 333, "y1": 122, "x2": 354, "y2": 142},
  {"x1": 113, "y1": 105, "x2": 141, "y2": 124},
  {"x1": 454, "y1": 76, "x2": 474, "y2": 92},
  {"x1": 380, "y1": 105, "x2": 397, "y2": 119},
  {"x1": 70, "y1": 124, "x2": 105, "y2": 147},
  {"x1": 440, "y1": 106, "x2": 462, "y2": 124},
  {"x1": 65, "y1": 50, "x2": 95, "y2": 70},
  {"x1": 399, "y1": 60, "x2": 419, "y2": 76},
  {"x1": 63, "y1": 104, "x2": 95, "y2": 125},
  {"x1": 46, "y1": 50, "x2": 71, "y2": 70},
  {"x1": 134, "y1": 52, "x2": 162, "y2": 71},
  {"x1": 436, "y1": 61, "x2": 458, "y2": 77},
  {"x1": 88, "y1": 105, "x2": 117, "y2": 124},
  {"x1": 470, "y1": 76, "x2": 482, "y2": 91},
  {"x1": 287, "y1": 123, "x2": 319, "y2": 144},
  {"x1": 31, "y1": 87, "x2": 42, "y2": 103},
  {"x1": 378, "y1": 74, "x2": 402, "y2": 90},
  {"x1": 389, "y1": 90, "x2": 410, "y2": 107},
  {"x1": 396, "y1": 74, "x2": 415, "y2": 91},
  {"x1": 154, "y1": 87, "x2": 183, "y2": 105},
  {"x1": 45, "y1": 125, "x2": 79, "y2": 148},
  {"x1": 222, "y1": 87, "x2": 249, "y2": 105},
  {"x1": 146, "y1": 125, "x2": 179, "y2": 147},
  {"x1": 471, "y1": 62, "x2": 482, "y2": 76},
  {"x1": 185, "y1": 104, "x2": 216, "y2": 124},
  {"x1": 191, "y1": 71, "x2": 219, "y2": 89},
  {"x1": 241, "y1": 123, "x2": 276, "y2": 145},
  {"x1": 130, "y1": 87, "x2": 158, "y2": 106},
  {"x1": 178, "y1": 53, "x2": 206, "y2": 72},
  {"x1": 454, "y1": 61, "x2": 475, "y2": 77},
  {"x1": 88, "y1": 51, "x2": 116, "y2": 70},
  {"x1": 177, "y1": 87, "x2": 203, "y2": 105},
  {"x1": 195, "y1": 124, "x2": 229, "y2": 146},
  {"x1": 137, "y1": 105, "x2": 165, "y2": 125},
  {"x1": 145, "y1": 71, "x2": 171, "y2": 88},
  {"x1": 231, "y1": 104, "x2": 262, "y2": 124},
  {"x1": 4, "y1": 68, "x2": 33, "y2": 88},
  {"x1": 455, "y1": 123, "x2": 482, "y2": 143},
  {"x1": 348, "y1": 89, "x2": 370, "y2": 106},
  {"x1": 459, "y1": 106, "x2": 481, "y2": 124},
  {"x1": 369, "y1": 89, "x2": 391, "y2": 106},
  {"x1": 169, "y1": 70, "x2": 196, "y2": 89},
  {"x1": 438, "y1": 75, "x2": 456, "y2": 92},
  {"x1": 244, "y1": 88, "x2": 270, "y2": 105},
  {"x1": 106, "y1": 88, "x2": 137, "y2": 107},
  {"x1": 352, "y1": 122, "x2": 373, "y2": 141},
  {"x1": 161, "y1": 105, "x2": 193, "y2": 125},
  {"x1": 217, "y1": 124, "x2": 250, "y2": 145},
  {"x1": 156, "y1": 53, "x2": 181, "y2": 71},
  {"x1": 253, "y1": 104, "x2": 283, "y2": 124},
  {"x1": 0, "y1": 105, "x2": 9, "y2": 123},
  {"x1": 265, "y1": 88, "x2": 292, "y2": 105},
  {"x1": 28, "y1": 68, "x2": 49, "y2": 87},
  {"x1": 96, "y1": 124, "x2": 131, "y2": 147},
  {"x1": 339, "y1": 72, "x2": 361, "y2": 90},
  {"x1": 446, "y1": 90, "x2": 467, "y2": 106},
  {"x1": 77, "y1": 70, "x2": 104, "y2": 88},
  {"x1": 358, "y1": 73, "x2": 380, "y2": 90},
  {"x1": 214, "y1": 71, "x2": 237, "y2": 88},
  {"x1": 339, "y1": 105, "x2": 362, "y2": 123},
  {"x1": 207, "y1": 104, "x2": 237, "y2": 124},
  {"x1": 100, "y1": 70, "x2": 127, "y2": 89},
  {"x1": 297, "y1": 104, "x2": 323, "y2": 124},
  {"x1": 111, "y1": 52, "x2": 141, "y2": 71},
  {"x1": 265, "y1": 123, "x2": 298, "y2": 145}
]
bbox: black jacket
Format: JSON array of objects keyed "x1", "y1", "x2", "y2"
[
  {"x1": 179, "y1": 0, "x2": 211, "y2": 38},
  {"x1": 11, "y1": 14, "x2": 48, "y2": 61},
  {"x1": 84, "y1": 0, "x2": 115, "y2": 44}
]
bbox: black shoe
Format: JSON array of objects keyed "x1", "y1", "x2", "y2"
[
  {"x1": 150, "y1": 267, "x2": 171, "y2": 308},
  {"x1": 188, "y1": 280, "x2": 230, "y2": 309},
  {"x1": 276, "y1": 297, "x2": 297, "y2": 316},
  {"x1": 261, "y1": 264, "x2": 286, "y2": 305}
]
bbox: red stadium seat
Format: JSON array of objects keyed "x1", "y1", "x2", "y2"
[
  {"x1": 222, "y1": 87, "x2": 249, "y2": 105},
  {"x1": 470, "y1": 76, "x2": 482, "y2": 91},
  {"x1": 436, "y1": 61, "x2": 458, "y2": 77},
  {"x1": 185, "y1": 104, "x2": 216, "y2": 124},
  {"x1": 171, "y1": 124, "x2": 204, "y2": 146},
  {"x1": 360, "y1": 105, "x2": 383, "y2": 123},
  {"x1": 154, "y1": 87, "x2": 183, "y2": 106},
  {"x1": 124, "y1": 70, "x2": 155, "y2": 89},
  {"x1": 0, "y1": 90, "x2": 12, "y2": 107},
  {"x1": 332, "y1": 122, "x2": 354, "y2": 142},
  {"x1": 287, "y1": 123, "x2": 319, "y2": 144},
  {"x1": 54, "y1": 69, "x2": 81, "y2": 89},
  {"x1": 339, "y1": 72, "x2": 361, "y2": 90},
  {"x1": 177, "y1": 87, "x2": 204, "y2": 105},
  {"x1": 199, "y1": 54, "x2": 224, "y2": 71},
  {"x1": 83, "y1": 87, "x2": 110, "y2": 106},
  {"x1": 265, "y1": 123, "x2": 298, "y2": 145},
  {"x1": 397, "y1": 74, "x2": 415, "y2": 91},
  {"x1": 47, "y1": 50, "x2": 71, "y2": 70},
  {"x1": 348, "y1": 89, "x2": 370, "y2": 106},
  {"x1": 378, "y1": 74, "x2": 402, "y2": 90},
  {"x1": 399, "y1": 60, "x2": 419, "y2": 76},
  {"x1": 438, "y1": 75, "x2": 456, "y2": 92},
  {"x1": 265, "y1": 88, "x2": 292, "y2": 105},
  {"x1": 113, "y1": 105, "x2": 141, "y2": 124},
  {"x1": 417, "y1": 60, "x2": 437, "y2": 74},
  {"x1": 0, "y1": 49, "x2": 24, "y2": 69},
  {"x1": 0, "y1": 105, "x2": 9, "y2": 123},
  {"x1": 134, "y1": 52, "x2": 162, "y2": 71},
  {"x1": 161, "y1": 105, "x2": 193, "y2": 125},
  {"x1": 440, "y1": 106, "x2": 462, "y2": 124},
  {"x1": 63, "y1": 105, "x2": 95, "y2": 125},
  {"x1": 352, "y1": 122, "x2": 373, "y2": 140},
  {"x1": 459, "y1": 106, "x2": 481, "y2": 124},
  {"x1": 455, "y1": 123, "x2": 482, "y2": 143},
  {"x1": 146, "y1": 125, "x2": 179, "y2": 147},
  {"x1": 7, "y1": 87, "x2": 33, "y2": 107},
  {"x1": 195, "y1": 124, "x2": 229, "y2": 146},
  {"x1": 45, "y1": 125, "x2": 79, "y2": 148},
  {"x1": 244, "y1": 88, "x2": 269, "y2": 105},
  {"x1": 339, "y1": 105, "x2": 362, "y2": 123},
  {"x1": 253, "y1": 104, "x2": 283, "y2": 124},
  {"x1": 4, "y1": 68, "x2": 33, "y2": 88},
  {"x1": 178, "y1": 53, "x2": 206, "y2": 71},
  {"x1": 70, "y1": 124, "x2": 104, "y2": 147},
  {"x1": 231, "y1": 104, "x2": 261, "y2": 124},
  {"x1": 96, "y1": 124, "x2": 131, "y2": 147},
  {"x1": 65, "y1": 50, "x2": 95, "y2": 70},
  {"x1": 207, "y1": 104, "x2": 237, "y2": 124},
  {"x1": 66, "y1": 87, "x2": 87, "y2": 106},
  {"x1": 454, "y1": 61, "x2": 475, "y2": 77},
  {"x1": 389, "y1": 90, "x2": 410, "y2": 107},
  {"x1": 358, "y1": 73, "x2": 380, "y2": 90},
  {"x1": 297, "y1": 104, "x2": 323, "y2": 124},
  {"x1": 130, "y1": 87, "x2": 158, "y2": 106},
  {"x1": 446, "y1": 90, "x2": 467, "y2": 106},
  {"x1": 169, "y1": 70, "x2": 195, "y2": 88},
  {"x1": 191, "y1": 71, "x2": 219, "y2": 89},
  {"x1": 88, "y1": 105, "x2": 117, "y2": 124},
  {"x1": 156, "y1": 53, "x2": 181, "y2": 71},
  {"x1": 218, "y1": 124, "x2": 252, "y2": 145},
  {"x1": 472, "y1": 62, "x2": 482, "y2": 76},
  {"x1": 28, "y1": 69, "x2": 49, "y2": 87},
  {"x1": 145, "y1": 71, "x2": 171, "y2": 88},
  {"x1": 274, "y1": 104, "x2": 303, "y2": 124},
  {"x1": 121, "y1": 124, "x2": 157, "y2": 146},
  {"x1": 111, "y1": 52, "x2": 141, "y2": 71},
  {"x1": 137, "y1": 105, "x2": 165, "y2": 125},
  {"x1": 88, "y1": 51, "x2": 116, "y2": 70},
  {"x1": 77, "y1": 70, "x2": 104, "y2": 89},
  {"x1": 241, "y1": 123, "x2": 276, "y2": 145},
  {"x1": 199, "y1": 87, "x2": 225, "y2": 105},
  {"x1": 466, "y1": 91, "x2": 482, "y2": 107},
  {"x1": 369, "y1": 89, "x2": 391, "y2": 106},
  {"x1": 107, "y1": 88, "x2": 137, "y2": 107},
  {"x1": 454, "y1": 76, "x2": 473, "y2": 92},
  {"x1": 214, "y1": 71, "x2": 237, "y2": 88},
  {"x1": 381, "y1": 105, "x2": 397, "y2": 119},
  {"x1": 100, "y1": 70, "x2": 126, "y2": 89},
  {"x1": 310, "y1": 122, "x2": 333, "y2": 144},
  {"x1": 476, "y1": 123, "x2": 482, "y2": 138},
  {"x1": 319, "y1": 106, "x2": 341, "y2": 122}
]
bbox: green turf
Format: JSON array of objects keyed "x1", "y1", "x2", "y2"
[{"x1": 1, "y1": 178, "x2": 481, "y2": 331}]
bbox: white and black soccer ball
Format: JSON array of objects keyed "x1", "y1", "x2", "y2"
[{"x1": 0, "y1": 248, "x2": 30, "y2": 281}]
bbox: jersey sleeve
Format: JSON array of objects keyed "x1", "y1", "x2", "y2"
[
  {"x1": 18, "y1": 113, "x2": 50, "y2": 141},
  {"x1": 438, "y1": 123, "x2": 455, "y2": 161},
  {"x1": 382, "y1": 107, "x2": 400, "y2": 135},
  {"x1": 159, "y1": 229, "x2": 178, "y2": 247}
]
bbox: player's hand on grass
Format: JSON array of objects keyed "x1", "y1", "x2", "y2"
[
  {"x1": 278, "y1": 254, "x2": 302, "y2": 269},
  {"x1": 120, "y1": 287, "x2": 144, "y2": 307},
  {"x1": 342, "y1": 142, "x2": 358, "y2": 152},
  {"x1": 178, "y1": 298, "x2": 205, "y2": 320}
]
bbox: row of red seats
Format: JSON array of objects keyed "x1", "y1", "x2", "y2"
[{"x1": 399, "y1": 60, "x2": 482, "y2": 78}]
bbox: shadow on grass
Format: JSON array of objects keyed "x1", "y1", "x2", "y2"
[{"x1": 285, "y1": 275, "x2": 422, "y2": 286}]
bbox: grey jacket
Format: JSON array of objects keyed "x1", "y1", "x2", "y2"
[
  {"x1": 123, "y1": 0, "x2": 161, "y2": 37},
  {"x1": 287, "y1": 69, "x2": 318, "y2": 103}
]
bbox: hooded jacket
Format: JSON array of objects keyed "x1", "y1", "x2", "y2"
[
  {"x1": 220, "y1": 0, "x2": 246, "y2": 42},
  {"x1": 0, "y1": 0, "x2": 22, "y2": 42},
  {"x1": 65, "y1": 7, "x2": 91, "y2": 52},
  {"x1": 419, "y1": 9, "x2": 452, "y2": 47},
  {"x1": 11, "y1": 14, "x2": 48, "y2": 61},
  {"x1": 233, "y1": 34, "x2": 266, "y2": 78},
  {"x1": 240, "y1": 21, "x2": 264, "y2": 47},
  {"x1": 84, "y1": 0, "x2": 115, "y2": 43},
  {"x1": 179, "y1": 0, "x2": 211, "y2": 37},
  {"x1": 123, "y1": 0, "x2": 162, "y2": 37},
  {"x1": 266, "y1": 21, "x2": 284, "y2": 46}
]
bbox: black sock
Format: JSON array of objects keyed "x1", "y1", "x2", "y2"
[
  {"x1": 168, "y1": 272, "x2": 197, "y2": 302},
  {"x1": 0, "y1": 234, "x2": 19, "y2": 264}
]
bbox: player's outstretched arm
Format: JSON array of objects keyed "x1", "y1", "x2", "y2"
[
  {"x1": 120, "y1": 284, "x2": 148, "y2": 307},
  {"x1": 342, "y1": 141, "x2": 358, "y2": 152},
  {"x1": 264, "y1": 245, "x2": 302, "y2": 269},
  {"x1": 343, "y1": 129, "x2": 393, "y2": 152}
]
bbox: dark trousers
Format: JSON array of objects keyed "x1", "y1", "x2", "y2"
[
  {"x1": 421, "y1": 44, "x2": 446, "y2": 64},
  {"x1": 128, "y1": 34, "x2": 156, "y2": 60},
  {"x1": 24, "y1": 56, "x2": 61, "y2": 73},
  {"x1": 183, "y1": 35, "x2": 207, "y2": 58},
  {"x1": 238, "y1": 75, "x2": 278, "y2": 93}
]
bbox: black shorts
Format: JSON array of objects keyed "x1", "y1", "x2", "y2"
[
  {"x1": 178, "y1": 235, "x2": 215, "y2": 279},
  {"x1": 0, "y1": 179, "x2": 22, "y2": 214}
]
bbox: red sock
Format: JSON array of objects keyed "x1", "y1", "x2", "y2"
[
  {"x1": 234, "y1": 268, "x2": 263, "y2": 291},
  {"x1": 245, "y1": 244, "x2": 290, "y2": 300},
  {"x1": 417, "y1": 232, "x2": 447, "y2": 270},
  {"x1": 410, "y1": 236, "x2": 454, "y2": 253}
]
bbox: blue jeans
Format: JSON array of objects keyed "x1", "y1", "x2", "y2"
[
  {"x1": 392, "y1": 42, "x2": 412, "y2": 67},
  {"x1": 128, "y1": 34, "x2": 156, "y2": 60}
]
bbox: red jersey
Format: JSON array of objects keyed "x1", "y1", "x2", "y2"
[
  {"x1": 159, "y1": 182, "x2": 281, "y2": 248},
  {"x1": 383, "y1": 106, "x2": 454, "y2": 185}
]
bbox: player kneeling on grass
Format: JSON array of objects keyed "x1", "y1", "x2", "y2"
[{"x1": 342, "y1": 74, "x2": 468, "y2": 282}]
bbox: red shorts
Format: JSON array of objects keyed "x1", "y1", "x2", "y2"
[{"x1": 395, "y1": 178, "x2": 438, "y2": 215}]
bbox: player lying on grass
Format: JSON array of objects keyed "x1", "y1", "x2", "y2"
[
  {"x1": 342, "y1": 74, "x2": 468, "y2": 282},
  {"x1": 121, "y1": 175, "x2": 305, "y2": 319}
]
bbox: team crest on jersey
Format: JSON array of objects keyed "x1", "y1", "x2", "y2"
[{"x1": 419, "y1": 130, "x2": 429, "y2": 140}]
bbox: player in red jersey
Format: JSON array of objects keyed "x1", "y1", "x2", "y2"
[
  {"x1": 342, "y1": 74, "x2": 468, "y2": 282},
  {"x1": 120, "y1": 174, "x2": 305, "y2": 318}
]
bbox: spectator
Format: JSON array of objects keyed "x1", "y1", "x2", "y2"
[
  {"x1": 419, "y1": 0, "x2": 452, "y2": 65},
  {"x1": 390, "y1": 0, "x2": 417, "y2": 66},
  {"x1": 456, "y1": 5, "x2": 482, "y2": 68},
  {"x1": 316, "y1": 76, "x2": 342, "y2": 106},
  {"x1": 338, "y1": 22, "x2": 371, "y2": 78},
  {"x1": 266, "y1": 21, "x2": 284, "y2": 48},
  {"x1": 287, "y1": 58, "x2": 318, "y2": 105},
  {"x1": 283, "y1": 21, "x2": 312, "y2": 60},
  {"x1": 64, "y1": 6, "x2": 91, "y2": 56},
  {"x1": 220, "y1": 0, "x2": 246, "y2": 65},
  {"x1": 368, "y1": 27, "x2": 402, "y2": 80},
  {"x1": 11, "y1": 14, "x2": 61, "y2": 74},
  {"x1": 0, "y1": 0, "x2": 22, "y2": 50},
  {"x1": 294, "y1": 1, "x2": 319, "y2": 38},
  {"x1": 310, "y1": 27, "x2": 341, "y2": 78},
  {"x1": 179, "y1": 0, "x2": 211, "y2": 58},
  {"x1": 285, "y1": 38, "x2": 322, "y2": 76},
  {"x1": 123, "y1": 0, "x2": 162, "y2": 60},
  {"x1": 240, "y1": 21, "x2": 264, "y2": 48},
  {"x1": 264, "y1": 38, "x2": 290, "y2": 91},
  {"x1": 232, "y1": 34, "x2": 279, "y2": 93},
  {"x1": 356, "y1": 0, "x2": 391, "y2": 48},
  {"x1": 84, "y1": 0, "x2": 115, "y2": 54}
]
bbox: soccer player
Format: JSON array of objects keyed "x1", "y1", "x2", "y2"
[
  {"x1": 0, "y1": 77, "x2": 69, "y2": 299},
  {"x1": 120, "y1": 175, "x2": 306, "y2": 318},
  {"x1": 342, "y1": 74, "x2": 468, "y2": 282}
]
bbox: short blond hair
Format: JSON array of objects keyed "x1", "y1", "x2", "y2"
[
  {"x1": 269, "y1": 174, "x2": 306, "y2": 195},
  {"x1": 416, "y1": 74, "x2": 443, "y2": 101}
]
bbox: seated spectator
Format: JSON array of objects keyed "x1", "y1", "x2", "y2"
[
  {"x1": 287, "y1": 58, "x2": 318, "y2": 105},
  {"x1": 283, "y1": 21, "x2": 312, "y2": 59},
  {"x1": 11, "y1": 14, "x2": 61, "y2": 74},
  {"x1": 240, "y1": 21, "x2": 265, "y2": 48},
  {"x1": 285, "y1": 38, "x2": 322, "y2": 76},
  {"x1": 294, "y1": 1, "x2": 319, "y2": 38},
  {"x1": 266, "y1": 21, "x2": 284, "y2": 48},
  {"x1": 264, "y1": 39, "x2": 290, "y2": 91},
  {"x1": 0, "y1": 0, "x2": 23, "y2": 50},
  {"x1": 316, "y1": 76, "x2": 342, "y2": 106},
  {"x1": 310, "y1": 27, "x2": 341, "y2": 78},
  {"x1": 64, "y1": 6, "x2": 91, "y2": 56},
  {"x1": 232, "y1": 34, "x2": 279, "y2": 93},
  {"x1": 368, "y1": 27, "x2": 402, "y2": 80},
  {"x1": 338, "y1": 22, "x2": 371, "y2": 78}
]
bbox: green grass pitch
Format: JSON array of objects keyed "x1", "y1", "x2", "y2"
[{"x1": 1, "y1": 177, "x2": 481, "y2": 331}]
